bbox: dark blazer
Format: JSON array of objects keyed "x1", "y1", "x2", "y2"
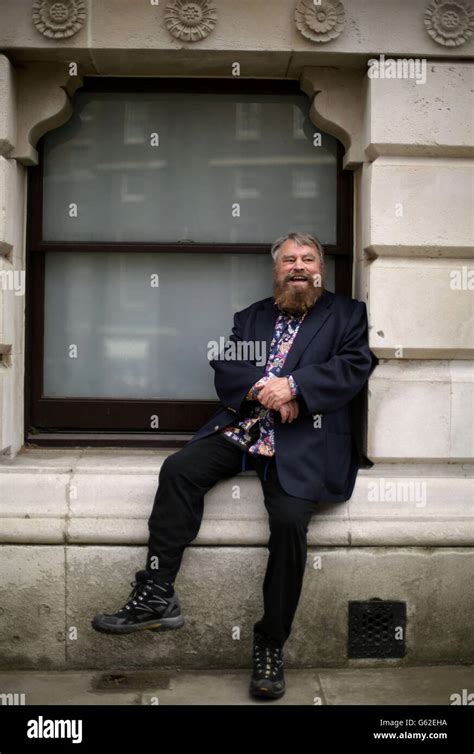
[{"x1": 186, "y1": 289, "x2": 379, "y2": 503}]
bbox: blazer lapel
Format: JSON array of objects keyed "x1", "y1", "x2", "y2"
[
  {"x1": 254, "y1": 299, "x2": 278, "y2": 367},
  {"x1": 254, "y1": 289, "x2": 334, "y2": 375}
]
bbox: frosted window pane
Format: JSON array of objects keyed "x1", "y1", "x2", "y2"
[
  {"x1": 42, "y1": 91, "x2": 338, "y2": 244},
  {"x1": 43, "y1": 251, "x2": 335, "y2": 399}
]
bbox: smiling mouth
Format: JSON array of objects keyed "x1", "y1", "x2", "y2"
[{"x1": 289, "y1": 277, "x2": 308, "y2": 282}]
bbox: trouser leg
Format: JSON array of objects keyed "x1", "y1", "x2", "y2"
[
  {"x1": 248, "y1": 454, "x2": 319, "y2": 648},
  {"x1": 146, "y1": 433, "x2": 243, "y2": 583}
]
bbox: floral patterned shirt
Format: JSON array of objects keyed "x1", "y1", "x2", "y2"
[{"x1": 220, "y1": 308, "x2": 307, "y2": 457}]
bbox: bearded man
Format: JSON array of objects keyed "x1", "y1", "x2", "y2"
[{"x1": 92, "y1": 231, "x2": 378, "y2": 701}]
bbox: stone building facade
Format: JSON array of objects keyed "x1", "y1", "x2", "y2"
[{"x1": 0, "y1": 0, "x2": 472, "y2": 670}]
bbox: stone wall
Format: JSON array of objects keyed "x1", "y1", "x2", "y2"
[{"x1": 0, "y1": 0, "x2": 472, "y2": 668}]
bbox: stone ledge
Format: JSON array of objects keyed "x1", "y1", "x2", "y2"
[{"x1": 0, "y1": 449, "x2": 472, "y2": 546}]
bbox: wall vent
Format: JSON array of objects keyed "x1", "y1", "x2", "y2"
[{"x1": 348, "y1": 598, "x2": 406, "y2": 658}]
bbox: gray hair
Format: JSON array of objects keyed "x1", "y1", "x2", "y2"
[{"x1": 270, "y1": 232, "x2": 325, "y2": 269}]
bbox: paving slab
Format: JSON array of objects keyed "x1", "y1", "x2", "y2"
[{"x1": 0, "y1": 666, "x2": 472, "y2": 706}]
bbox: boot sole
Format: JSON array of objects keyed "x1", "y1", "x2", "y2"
[
  {"x1": 249, "y1": 680, "x2": 286, "y2": 699},
  {"x1": 91, "y1": 614, "x2": 184, "y2": 635}
]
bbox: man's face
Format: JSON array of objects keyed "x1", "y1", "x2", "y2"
[{"x1": 272, "y1": 240, "x2": 325, "y2": 316}]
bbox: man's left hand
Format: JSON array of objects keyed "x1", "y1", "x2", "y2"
[{"x1": 256, "y1": 377, "x2": 292, "y2": 410}]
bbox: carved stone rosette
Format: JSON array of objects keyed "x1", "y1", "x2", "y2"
[
  {"x1": 164, "y1": 0, "x2": 217, "y2": 42},
  {"x1": 424, "y1": 0, "x2": 474, "y2": 46},
  {"x1": 294, "y1": 0, "x2": 346, "y2": 43},
  {"x1": 32, "y1": 0, "x2": 86, "y2": 40}
]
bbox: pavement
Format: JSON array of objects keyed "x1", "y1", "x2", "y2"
[{"x1": 0, "y1": 665, "x2": 473, "y2": 705}]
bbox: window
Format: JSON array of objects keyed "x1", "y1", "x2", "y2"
[{"x1": 26, "y1": 78, "x2": 353, "y2": 447}]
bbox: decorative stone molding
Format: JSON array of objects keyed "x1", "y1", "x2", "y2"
[
  {"x1": 294, "y1": 0, "x2": 346, "y2": 43},
  {"x1": 32, "y1": 0, "x2": 86, "y2": 40},
  {"x1": 424, "y1": 0, "x2": 474, "y2": 46},
  {"x1": 300, "y1": 67, "x2": 366, "y2": 169},
  {"x1": 10, "y1": 63, "x2": 83, "y2": 166},
  {"x1": 164, "y1": 0, "x2": 217, "y2": 42}
]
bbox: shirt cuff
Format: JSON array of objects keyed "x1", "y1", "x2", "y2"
[
  {"x1": 245, "y1": 375, "x2": 272, "y2": 400},
  {"x1": 287, "y1": 374, "x2": 300, "y2": 397}
]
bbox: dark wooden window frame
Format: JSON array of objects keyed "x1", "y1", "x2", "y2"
[{"x1": 25, "y1": 77, "x2": 353, "y2": 448}]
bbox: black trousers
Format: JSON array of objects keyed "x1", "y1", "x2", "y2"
[{"x1": 145, "y1": 432, "x2": 319, "y2": 647}]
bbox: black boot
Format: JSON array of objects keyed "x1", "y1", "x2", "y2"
[
  {"x1": 249, "y1": 632, "x2": 285, "y2": 699},
  {"x1": 91, "y1": 570, "x2": 184, "y2": 635}
]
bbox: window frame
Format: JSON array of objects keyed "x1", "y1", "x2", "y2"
[{"x1": 25, "y1": 77, "x2": 353, "y2": 448}]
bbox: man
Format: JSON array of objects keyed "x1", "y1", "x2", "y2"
[{"x1": 92, "y1": 231, "x2": 378, "y2": 700}]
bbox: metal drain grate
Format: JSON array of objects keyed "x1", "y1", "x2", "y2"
[{"x1": 348, "y1": 598, "x2": 406, "y2": 658}]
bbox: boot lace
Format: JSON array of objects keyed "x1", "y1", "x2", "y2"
[
  {"x1": 253, "y1": 635, "x2": 284, "y2": 679},
  {"x1": 123, "y1": 579, "x2": 154, "y2": 611}
]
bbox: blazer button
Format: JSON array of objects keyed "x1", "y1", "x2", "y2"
[{"x1": 214, "y1": 424, "x2": 220, "y2": 430}]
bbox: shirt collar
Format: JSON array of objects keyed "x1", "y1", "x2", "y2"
[{"x1": 274, "y1": 302, "x2": 308, "y2": 322}]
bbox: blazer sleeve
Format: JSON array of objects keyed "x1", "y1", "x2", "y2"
[
  {"x1": 209, "y1": 309, "x2": 267, "y2": 412},
  {"x1": 290, "y1": 301, "x2": 378, "y2": 414}
]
